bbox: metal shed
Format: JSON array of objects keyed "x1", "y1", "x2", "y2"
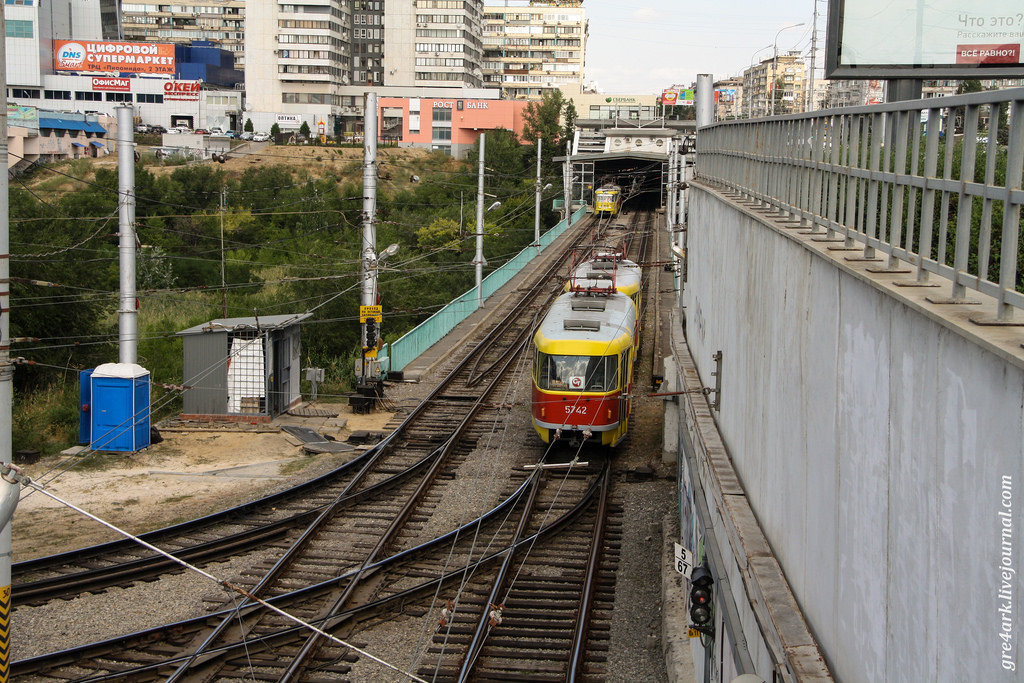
[{"x1": 176, "y1": 314, "x2": 311, "y2": 421}]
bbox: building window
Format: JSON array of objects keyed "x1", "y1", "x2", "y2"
[
  {"x1": 432, "y1": 127, "x2": 451, "y2": 141},
  {"x1": 137, "y1": 93, "x2": 164, "y2": 103},
  {"x1": 105, "y1": 92, "x2": 134, "y2": 102},
  {"x1": 44, "y1": 90, "x2": 72, "y2": 100},
  {"x1": 432, "y1": 108, "x2": 452, "y2": 122},
  {"x1": 6, "y1": 19, "x2": 33, "y2": 38},
  {"x1": 75, "y1": 91, "x2": 103, "y2": 101},
  {"x1": 11, "y1": 88, "x2": 40, "y2": 98}
]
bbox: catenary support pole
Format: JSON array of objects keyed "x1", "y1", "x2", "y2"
[
  {"x1": 474, "y1": 134, "x2": 486, "y2": 308},
  {"x1": 117, "y1": 105, "x2": 137, "y2": 364},
  {"x1": 361, "y1": 92, "x2": 379, "y2": 313},
  {"x1": 534, "y1": 138, "x2": 542, "y2": 255},
  {"x1": 666, "y1": 139, "x2": 676, "y2": 228},
  {"x1": 0, "y1": 15, "x2": 19, "y2": 681},
  {"x1": 563, "y1": 139, "x2": 571, "y2": 224}
]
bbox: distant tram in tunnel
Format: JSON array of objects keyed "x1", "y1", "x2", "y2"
[{"x1": 594, "y1": 185, "x2": 622, "y2": 217}]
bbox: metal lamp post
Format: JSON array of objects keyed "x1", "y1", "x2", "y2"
[{"x1": 771, "y1": 22, "x2": 805, "y2": 116}]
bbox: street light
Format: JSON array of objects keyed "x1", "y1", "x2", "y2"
[{"x1": 771, "y1": 22, "x2": 805, "y2": 116}]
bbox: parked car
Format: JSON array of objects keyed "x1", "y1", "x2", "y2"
[
  {"x1": 194, "y1": 128, "x2": 209, "y2": 135},
  {"x1": 252, "y1": 132, "x2": 271, "y2": 142},
  {"x1": 240, "y1": 131, "x2": 254, "y2": 141},
  {"x1": 151, "y1": 125, "x2": 167, "y2": 134},
  {"x1": 135, "y1": 123, "x2": 151, "y2": 134}
]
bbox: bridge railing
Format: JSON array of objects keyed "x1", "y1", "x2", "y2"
[{"x1": 695, "y1": 88, "x2": 1024, "y2": 321}]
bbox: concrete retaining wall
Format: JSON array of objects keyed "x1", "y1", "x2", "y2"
[{"x1": 680, "y1": 183, "x2": 1024, "y2": 681}]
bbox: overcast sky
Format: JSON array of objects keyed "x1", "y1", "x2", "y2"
[{"x1": 582, "y1": 0, "x2": 819, "y2": 94}]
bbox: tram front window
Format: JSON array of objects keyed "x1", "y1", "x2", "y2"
[{"x1": 538, "y1": 354, "x2": 616, "y2": 392}]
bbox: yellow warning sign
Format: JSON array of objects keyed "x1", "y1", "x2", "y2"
[
  {"x1": 360, "y1": 305, "x2": 382, "y2": 323},
  {"x1": 688, "y1": 628, "x2": 701, "y2": 638}
]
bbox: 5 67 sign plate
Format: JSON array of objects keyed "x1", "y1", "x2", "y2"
[{"x1": 673, "y1": 542, "x2": 694, "y2": 579}]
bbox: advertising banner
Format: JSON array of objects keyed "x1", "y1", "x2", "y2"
[
  {"x1": 829, "y1": 0, "x2": 1024, "y2": 76},
  {"x1": 8, "y1": 104, "x2": 38, "y2": 128},
  {"x1": 92, "y1": 77, "x2": 130, "y2": 92},
  {"x1": 163, "y1": 81, "x2": 200, "y2": 101},
  {"x1": 55, "y1": 40, "x2": 175, "y2": 74}
]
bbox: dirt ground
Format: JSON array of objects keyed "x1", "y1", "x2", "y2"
[{"x1": 10, "y1": 403, "x2": 395, "y2": 562}]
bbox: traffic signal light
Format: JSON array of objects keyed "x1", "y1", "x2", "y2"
[
  {"x1": 689, "y1": 565, "x2": 714, "y2": 633},
  {"x1": 364, "y1": 319, "x2": 378, "y2": 349}
]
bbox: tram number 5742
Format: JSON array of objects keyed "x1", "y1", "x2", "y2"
[{"x1": 564, "y1": 405, "x2": 588, "y2": 416}]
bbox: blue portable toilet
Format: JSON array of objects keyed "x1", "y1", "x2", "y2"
[{"x1": 89, "y1": 363, "x2": 151, "y2": 452}]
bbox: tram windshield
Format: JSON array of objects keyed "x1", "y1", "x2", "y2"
[{"x1": 536, "y1": 353, "x2": 618, "y2": 392}]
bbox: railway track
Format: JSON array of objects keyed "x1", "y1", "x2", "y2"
[
  {"x1": 13, "y1": 216, "x2": 598, "y2": 606},
  {"x1": 13, "y1": 210, "x2": 659, "y2": 680}
]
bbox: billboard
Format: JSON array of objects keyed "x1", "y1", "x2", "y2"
[
  {"x1": 827, "y1": 0, "x2": 1024, "y2": 77},
  {"x1": 163, "y1": 81, "x2": 200, "y2": 101},
  {"x1": 92, "y1": 77, "x2": 130, "y2": 91},
  {"x1": 54, "y1": 40, "x2": 175, "y2": 75},
  {"x1": 661, "y1": 88, "x2": 695, "y2": 106}
]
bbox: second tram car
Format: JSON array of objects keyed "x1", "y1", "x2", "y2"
[
  {"x1": 566, "y1": 252, "x2": 642, "y2": 321},
  {"x1": 594, "y1": 185, "x2": 622, "y2": 217},
  {"x1": 531, "y1": 289, "x2": 637, "y2": 448}
]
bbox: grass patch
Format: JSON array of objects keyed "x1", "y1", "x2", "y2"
[
  {"x1": 162, "y1": 494, "x2": 195, "y2": 504},
  {"x1": 280, "y1": 458, "x2": 314, "y2": 475}
]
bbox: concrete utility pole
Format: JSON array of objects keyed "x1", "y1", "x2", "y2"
[
  {"x1": 473, "y1": 133, "x2": 486, "y2": 307},
  {"x1": 562, "y1": 139, "x2": 571, "y2": 224},
  {"x1": 0, "y1": 15, "x2": 20, "y2": 680},
  {"x1": 666, "y1": 139, "x2": 676, "y2": 228},
  {"x1": 117, "y1": 105, "x2": 138, "y2": 364},
  {"x1": 360, "y1": 91, "x2": 379, "y2": 315},
  {"x1": 220, "y1": 188, "x2": 226, "y2": 317},
  {"x1": 534, "y1": 138, "x2": 542, "y2": 255}
]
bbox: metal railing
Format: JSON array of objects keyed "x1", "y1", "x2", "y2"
[
  {"x1": 695, "y1": 87, "x2": 1024, "y2": 321},
  {"x1": 381, "y1": 204, "x2": 588, "y2": 373}
]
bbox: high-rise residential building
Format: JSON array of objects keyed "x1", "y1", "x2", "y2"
[
  {"x1": 383, "y1": 0, "x2": 486, "y2": 87},
  {"x1": 742, "y1": 52, "x2": 807, "y2": 117},
  {"x1": 244, "y1": 1, "x2": 353, "y2": 119},
  {"x1": 353, "y1": 0, "x2": 385, "y2": 86},
  {"x1": 120, "y1": 1, "x2": 246, "y2": 69},
  {"x1": 482, "y1": 0, "x2": 586, "y2": 99}
]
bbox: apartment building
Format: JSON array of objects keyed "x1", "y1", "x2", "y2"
[
  {"x1": 742, "y1": 52, "x2": 807, "y2": 117},
  {"x1": 383, "y1": 0, "x2": 486, "y2": 88},
  {"x1": 120, "y1": 2, "x2": 246, "y2": 69},
  {"x1": 482, "y1": 0, "x2": 586, "y2": 99}
]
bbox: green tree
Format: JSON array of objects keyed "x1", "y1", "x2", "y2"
[
  {"x1": 522, "y1": 90, "x2": 569, "y2": 177},
  {"x1": 465, "y1": 128, "x2": 526, "y2": 195},
  {"x1": 271, "y1": 122, "x2": 281, "y2": 137},
  {"x1": 562, "y1": 98, "x2": 578, "y2": 146},
  {"x1": 244, "y1": 118, "x2": 254, "y2": 133},
  {"x1": 299, "y1": 121, "x2": 311, "y2": 139}
]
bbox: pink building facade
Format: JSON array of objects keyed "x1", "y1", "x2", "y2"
[{"x1": 378, "y1": 97, "x2": 532, "y2": 159}]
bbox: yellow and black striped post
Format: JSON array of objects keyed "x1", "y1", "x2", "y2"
[{"x1": 0, "y1": 473, "x2": 21, "y2": 682}]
